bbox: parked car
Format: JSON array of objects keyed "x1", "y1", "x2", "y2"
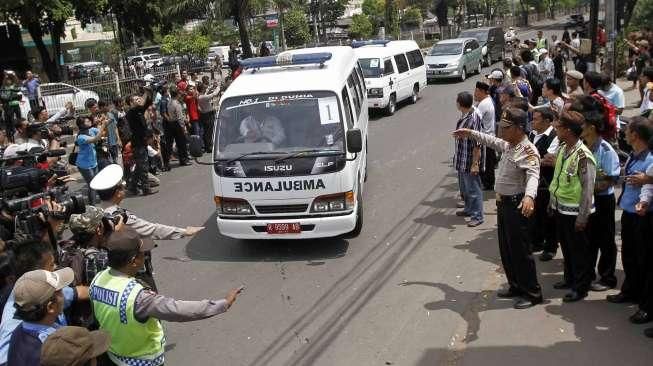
[
  {"x1": 38, "y1": 83, "x2": 99, "y2": 116},
  {"x1": 458, "y1": 27, "x2": 505, "y2": 66},
  {"x1": 425, "y1": 38, "x2": 483, "y2": 82},
  {"x1": 66, "y1": 62, "x2": 111, "y2": 79}
]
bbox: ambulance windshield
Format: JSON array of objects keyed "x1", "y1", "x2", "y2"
[{"x1": 214, "y1": 91, "x2": 346, "y2": 160}]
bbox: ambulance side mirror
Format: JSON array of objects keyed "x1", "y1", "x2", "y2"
[{"x1": 346, "y1": 129, "x2": 363, "y2": 154}]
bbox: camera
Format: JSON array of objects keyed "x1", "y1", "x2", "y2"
[
  {"x1": 102, "y1": 208, "x2": 129, "y2": 233},
  {"x1": 0, "y1": 149, "x2": 69, "y2": 199}
]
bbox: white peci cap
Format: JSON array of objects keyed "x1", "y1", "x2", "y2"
[{"x1": 90, "y1": 164, "x2": 124, "y2": 191}]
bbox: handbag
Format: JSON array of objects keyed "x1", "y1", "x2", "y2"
[
  {"x1": 626, "y1": 65, "x2": 638, "y2": 81},
  {"x1": 68, "y1": 135, "x2": 78, "y2": 166}
]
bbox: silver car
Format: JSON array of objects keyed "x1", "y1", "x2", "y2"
[{"x1": 425, "y1": 38, "x2": 483, "y2": 81}]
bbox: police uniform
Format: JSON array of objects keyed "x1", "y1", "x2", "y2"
[
  {"x1": 469, "y1": 118, "x2": 543, "y2": 307},
  {"x1": 549, "y1": 140, "x2": 596, "y2": 300},
  {"x1": 90, "y1": 229, "x2": 230, "y2": 366},
  {"x1": 528, "y1": 126, "x2": 557, "y2": 257}
]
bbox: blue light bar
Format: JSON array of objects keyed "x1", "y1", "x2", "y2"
[
  {"x1": 239, "y1": 52, "x2": 332, "y2": 69},
  {"x1": 351, "y1": 40, "x2": 391, "y2": 48}
]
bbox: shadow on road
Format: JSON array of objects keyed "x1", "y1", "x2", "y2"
[{"x1": 183, "y1": 214, "x2": 349, "y2": 262}]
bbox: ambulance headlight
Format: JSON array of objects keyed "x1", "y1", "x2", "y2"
[
  {"x1": 311, "y1": 191, "x2": 355, "y2": 213},
  {"x1": 214, "y1": 196, "x2": 253, "y2": 215}
]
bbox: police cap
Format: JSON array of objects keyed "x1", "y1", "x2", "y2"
[{"x1": 90, "y1": 164, "x2": 123, "y2": 191}]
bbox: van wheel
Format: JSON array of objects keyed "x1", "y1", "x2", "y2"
[
  {"x1": 410, "y1": 85, "x2": 419, "y2": 104},
  {"x1": 348, "y1": 190, "x2": 363, "y2": 237},
  {"x1": 385, "y1": 95, "x2": 396, "y2": 116},
  {"x1": 460, "y1": 67, "x2": 467, "y2": 82}
]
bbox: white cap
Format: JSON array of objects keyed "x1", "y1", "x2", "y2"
[
  {"x1": 143, "y1": 74, "x2": 155, "y2": 82},
  {"x1": 539, "y1": 48, "x2": 548, "y2": 54},
  {"x1": 90, "y1": 164, "x2": 124, "y2": 191},
  {"x1": 509, "y1": 27, "x2": 514, "y2": 30},
  {"x1": 486, "y1": 70, "x2": 504, "y2": 80}
]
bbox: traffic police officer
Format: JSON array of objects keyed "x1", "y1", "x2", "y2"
[
  {"x1": 454, "y1": 108, "x2": 543, "y2": 309},
  {"x1": 549, "y1": 111, "x2": 596, "y2": 302},
  {"x1": 90, "y1": 164, "x2": 204, "y2": 290},
  {"x1": 90, "y1": 228, "x2": 242, "y2": 366}
]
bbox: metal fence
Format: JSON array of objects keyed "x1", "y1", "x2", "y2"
[{"x1": 39, "y1": 61, "x2": 209, "y2": 116}]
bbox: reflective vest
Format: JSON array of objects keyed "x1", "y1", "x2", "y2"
[
  {"x1": 536, "y1": 37, "x2": 547, "y2": 50},
  {"x1": 90, "y1": 268, "x2": 165, "y2": 366},
  {"x1": 549, "y1": 141, "x2": 596, "y2": 215}
]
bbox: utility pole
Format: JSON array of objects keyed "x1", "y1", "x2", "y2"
[
  {"x1": 604, "y1": 0, "x2": 616, "y2": 80},
  {"x1": 587, "y1": 0, "x2": 599, "y2": 72}
]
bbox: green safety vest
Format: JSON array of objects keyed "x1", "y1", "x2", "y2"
[
  {"x1": 536, "y1": 38, "x2": 547, "y2": 50},
  {"x1": 90, "y1": 268, "x2": 165, "y2": 366},
  {"x1": 549, "y1": 141, "x2": 596, "y2": 215}
]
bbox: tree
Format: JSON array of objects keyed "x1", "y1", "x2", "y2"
[
  {"x1": 284, "y1": 7, "x2": 311, "y2": 47},
  {"x1": 161, "y1": 30, "x2": 210, "y2": 58},
  {"x1": 350, "y1": 14, "x2": 374, "y2": 39},
  {"x1": 401, "y1": 7, "x2": 423, "y2": 28},
  {"x1": 362, "y1": 0, "x2": 385, "y2": 29},
  {"x1": 309, "y1": 0, "x2": 346, "y2": 42},
  {"x1": 385, "y1": 0, "x2": 400, "y2": 38},
  {"x1": 624, "y1": 0, "x2": 646, "y2": 30}
]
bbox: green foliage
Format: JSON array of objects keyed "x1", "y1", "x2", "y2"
[
  {"x1": 196, "y1": 19, "x2": 241, "y2": 44},
  {"x1": 284, "y1": 7, "x2": 311, "y2": 47},
  {"x1": 385, "y1": 0, "x2": 400, "y2": 38},
  {"x1": 401, "y1": 7, "x2": 423, "y2": 27},
  {"x1": 629, "y1": 0, "x2": 653, "y2": 30},
  {"x1": 161, "y1": 30, "x2": 210, "y2": 58},
  {"x1": 350, "y1": 14, "x2": 374, "y2": 39}
]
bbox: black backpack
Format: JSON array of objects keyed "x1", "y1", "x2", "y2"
[{"x1": 522, "y1": 63, "x2": 543, "y2": 92}]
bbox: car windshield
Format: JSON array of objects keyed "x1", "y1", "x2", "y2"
[
  {"x1": 459, "y1": 30, "x2": 488, "y2": 42},
  {"x1": 429, "y1": 43, "x2": 462, "y2": 56},
  {"x1": 359, "y1": 58, "x2": 383, "y2": 78},
  {"x1": 215, "y1": 91, "x2": 346, "y2": 160}
]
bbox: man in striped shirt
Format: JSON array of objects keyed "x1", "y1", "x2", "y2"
[{"x1": 454, "y1": 92, "x2": 484, "y2": 227}]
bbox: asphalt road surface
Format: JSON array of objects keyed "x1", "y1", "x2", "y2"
[{"x1": 120, "y1": 22, "x2": 653, "y2": 366}]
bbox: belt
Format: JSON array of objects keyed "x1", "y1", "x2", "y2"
[{"x1": 495, "y1": 193, "x2": 524, "y2": 204}]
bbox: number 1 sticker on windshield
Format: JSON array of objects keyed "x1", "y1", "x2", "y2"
[{"x1": 318, "y1": 97, "x2": 340, "y2": 125}]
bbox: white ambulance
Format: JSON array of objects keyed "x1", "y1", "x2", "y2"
[
  {"x1": 353, "y1": 40, "x2": 427, "y2": 115},
  {"x1": 195, "y1": 48, "x2": 368, "y2": 239}
]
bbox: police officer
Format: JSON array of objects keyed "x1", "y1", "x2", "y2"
[
  {"x1": 454, "y1": 108, "x2": 543, "y2": 309},
  {"x1": 549, "y1": 111, "x2": 596, "y2": 302},
  {"x1": 90, "y1": 228, "x2": 242, "y2": 366},
  {"x1": 90, "y1": 164, "x2": 204, "y2": 290}
]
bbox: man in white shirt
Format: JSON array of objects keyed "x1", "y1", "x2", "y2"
[
  {"x1": 474, "y1": 81, "x2": 496, "y2": 190},
  {"x1": 598, "y1": 75, "x2": 626, "y2": 129},
  {"x1": 239, "y1": 107, "x2": 286, "y2": 146},
  {"x1": 538, "y1": 49, "x2": 555, "y2": 80}
]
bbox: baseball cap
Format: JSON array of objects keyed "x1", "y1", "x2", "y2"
[
  {"x1": 69, "y1": 205, "x2": 104, "y2": 234},
  {"x1": 106, "y1": 227, "x2": 155, "y2": 252},
  {"x1": 41, "y1": 326, "x2": 111, "y2": 366},
  {"x1": 486, "y1": 70, "x2": 504, "y2": 80},
  {"x1": 90, "y1": 164, "x2": 124, "y2": 191},
  {"x1": 14, "y1": 268, "x2": 74, "y2": 311},
  {"x1": 566, "y1": 70, "x2": 584, "y2": 80},
  {"x1": 539, "y1": 48, "x2": 548, "y2": 54}
]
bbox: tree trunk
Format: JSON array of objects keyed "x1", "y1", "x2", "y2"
[
  {"x1": 278, "y1": 5, "x2": 287, "y2": 51},
  {"x1": 51, "y1": 20, "x2": 65, "y2": 79},
  {"x1": 26, "y1": 22, "x2": 60, "y2": 82},
  {"x1": 236, "y1": 0, "x2": 253, "y2": 59}
]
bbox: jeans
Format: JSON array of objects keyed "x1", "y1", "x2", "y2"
[
  {"x1": 190, "y1": 121, "x2": 203, "y2": 138},
  {"x1": 78, "y1": 166, "x2": 99, "y2": 204},
  {"x1": 130, "y1": 145, "x2": 150, "y2": 193},
  {"x1": 458, "y1": 171, "x2": 483, "y2": 222}
]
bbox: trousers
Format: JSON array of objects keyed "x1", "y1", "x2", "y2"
[
  {"x1": 556, "y1": 212, "x2": 593, "y2": 294},
  {"x1": 497, "y1": 194, "x2": 542, "y2": 299},
  {"x1": 621, "y1": 211, "x2": 649, "y2": 302},
  {"x1": 480, "y1": 149, "x2": 496, "y2": 190},
  {"x1": 639, "y1": 213, "x2": 653, "y2": 312},
  {"x1": 130, "y1": 145, "x2": 150, "y2": 192},
  {"x1": 588, "y1": 194, "x2": 617, "y2": 287},
  {"x1": 200, "y1": 111, "x2": 215, "y2": 152},
  {"x1": 529, "y1": 188, "x2": 557, "y2": 254},
  {"x1": 163, "y1": 120, "x2": 188, "y2": 166},
  {"x1": 458, "y1": 171, "x2": 483, "y2": 222}
]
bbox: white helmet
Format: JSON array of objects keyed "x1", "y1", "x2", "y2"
[{"x1": 143, "y1": 74, "x2": 155, "y2": 82}]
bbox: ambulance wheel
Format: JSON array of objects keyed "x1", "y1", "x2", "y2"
[
  {"x1": 385, "y1": 95, "x2": 396, "y2": 116},
  {"x1": 348, "y1": 190, "x2": 363, "y2": 238},
  {"x1": 410, "y1": 85, "x2": 419, "y2": 104}
]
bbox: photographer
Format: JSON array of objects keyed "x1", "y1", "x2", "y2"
[
  {"x1": 74, "y1": 115, "x2": 107, "y2": 204},
  {"x1": 125, "y1": 89, "x2": 154, "y2": 196},
  {"x1": 34, "y1": 102, "x2": 75, "y2": 124}
]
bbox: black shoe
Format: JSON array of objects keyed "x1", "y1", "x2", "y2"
[
  {"x1": 497, "y1": 288, "x2": 521, "y2": 298},
  {"x1": 162, "y1": 165, "x2": 171, "y2": 172},
  {"x1": 455, "y1": 210, "x2": 470, "y2": 217},
  {"x1": 539, "y1": 252, "x2": 555, "y2": 262},
  {"x1": 606, "y1": 293, "x2": 636, "y2": 304},
  {"x1": 180, "y1": 161, "x2": 192, "y2": 166},
  {"x1": 141, "y1": 189, "x2": 158, "y2": 196},
  {"x1": 645, "y1": 327, "x2": 653, "y2": 338},
  {"x1": 553, "y1": 281, "x2": 571, "y2": 290},
  {"x1": 590, "y1": 282, "x2": 611, "y2": 292},
  {"x1": 630, "y1": 310, "x2": 653, "y2": 324},
  {"x1": 563, "y1": 291, "x2": 587, "y2": 303},
  {"x1": 514, "y1": 296, "x2": 543, "y2": 309}
]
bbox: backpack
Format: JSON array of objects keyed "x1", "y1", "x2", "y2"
[
  {"x1": 521, "y1": 63, "x2": 543, "y2": 92},
  {"x1": 590, "y1": 91, "x2": 618, "y2": 141}
]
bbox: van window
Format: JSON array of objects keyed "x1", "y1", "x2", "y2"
[
  {"x1": 347, "y1": 75, "x2": 361, "y2": 117},
  {"x1": 394, "y1": 54, "x2": 409, "y2": 73},
  {"x1": 341, "y1": 87, "x2": 354, "y2": 129},
  {"x1": 355, "y1": 64, "x2": 366, "y2": 95},
  {"x1": 470, "y1": 40, "x2": 479, "y2": 49},
  {"x1": 383, "y1": 59, "x2": 395, "y2": 75},
  {"x1": 351, "y1": 69, "x2": 365, "y2": 107},
  {"x1": 406, "y1": 49, "x2": 424, "y2": 69}
]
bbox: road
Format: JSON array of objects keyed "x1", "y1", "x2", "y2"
[{"x1": 120, "y1": 22, "x2": 653, "y2": 366}]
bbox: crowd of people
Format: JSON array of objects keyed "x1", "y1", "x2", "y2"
[
  {"x1": 452, "y1": 28, "x2": 653, "y2": 340},
  {"x1": 0, "y1": 64, "x2": 246, "y2": 365}
]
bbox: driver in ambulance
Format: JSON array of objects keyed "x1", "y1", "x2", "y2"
[{"x1": 239, "y1": 107, "x2": 286, "y2": 146}]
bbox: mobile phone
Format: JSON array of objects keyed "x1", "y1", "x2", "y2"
[{"x1": 237, "y1": 285, "x2": 246, "y2": 293}]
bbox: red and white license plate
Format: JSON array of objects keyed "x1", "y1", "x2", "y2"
[{"x1": 266, "y1": 223, "x2": 301, "y2": 234}]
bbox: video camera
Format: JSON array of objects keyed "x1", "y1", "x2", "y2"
[
  {"x1": 102, "y1": 208, "x2": 129, "y2": 233},
  {"x1": 0, "y1": 148, "x2": 68, "y2": 199},
  {"x1": 28, "y1": 120, "x2": 75, "y2": 140}
]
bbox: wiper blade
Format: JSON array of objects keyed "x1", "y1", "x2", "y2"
[
  {"x1": 222, "y1": 151, "x2": 280, "y2": 164},
  {"x1": 274, "y1": 149, "x2": 342, "y2": 163}
]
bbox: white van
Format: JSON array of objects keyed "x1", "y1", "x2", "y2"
[
  {"x1": 194, "y1": 47, "x2": 369, "y2": 239},
  {"x1": 353, "y1": 40, "x2": 427, "y2": 115}
]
